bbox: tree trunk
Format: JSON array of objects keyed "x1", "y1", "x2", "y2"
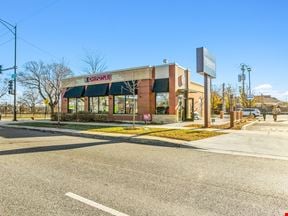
[{"x1": 50, "y1": 105, "x2": 55, "y2": 118}]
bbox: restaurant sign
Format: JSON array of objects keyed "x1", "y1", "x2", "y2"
[{"x1": 86, "y1": 74, "x2": 112, "y2": 83}]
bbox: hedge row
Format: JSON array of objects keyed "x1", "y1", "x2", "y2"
[{"x1": 51, "y1": 112, "x2": 108, "y2": 122}]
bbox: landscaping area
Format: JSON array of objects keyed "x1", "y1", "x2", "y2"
[
  {"x1": 185, "y1": 117, "x2": 256, "y2": 130},
  {"x1": 10, "y1": 122, "x2": 225, "y2": 141}
]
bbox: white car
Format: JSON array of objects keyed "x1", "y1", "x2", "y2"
[{"x1": 242, "y1": 108, "x2": 261, "y2": 117}]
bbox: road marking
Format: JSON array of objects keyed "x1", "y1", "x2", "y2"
[{"x1": 65, "y1": 192, "x2": 129, "y2": 216}]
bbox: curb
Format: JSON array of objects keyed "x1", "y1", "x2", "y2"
[
  {"x1": 241, "y1": 120, "x2": 258, "y2": 130},
  {"x1": 0, "y1": 124, "x2": 196, "y2": 149}
]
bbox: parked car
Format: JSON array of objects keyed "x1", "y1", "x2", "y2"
[
  {"x1": 242, "y1": 108, "x2": 261, "y2": 117},
  {"x1": 193, "y1": 112, "x2": 201, "y2": 120}
]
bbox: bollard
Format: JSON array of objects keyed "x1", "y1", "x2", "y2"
[
  {"x1": 230, "y1": 111, "x2": 236, "y2": 128},
  {"x1": 220, "y1": 111, "x2": 224, "y2": 119}
]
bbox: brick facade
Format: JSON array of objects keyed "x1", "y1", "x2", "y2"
[{"x1": 61, "y1": 63, "x2": 204, "y2": 123}]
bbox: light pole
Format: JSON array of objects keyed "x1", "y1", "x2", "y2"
[
  {"x1": 247, "y1": 66, "x2": 252, "y2": 98},
  {"x1": 0, "y1": 18, "x2": 17, "y2": 121},
  {"x1": 247, "y1": 66, "x2": 252, "y2": 108},
  {"x1": 240, "y1": 64, "x2": 246, "y2": 95}
]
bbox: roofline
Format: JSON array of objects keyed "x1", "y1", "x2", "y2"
[
  {"x1": 190, "y1": 81, "x2": 204, "y2": 87},
  {"x1": 63, "y1": 65, "x2": 153, "y2": 81},
  {"x1": 154, "y1": 62, "x2": 188, "y2": 71}
]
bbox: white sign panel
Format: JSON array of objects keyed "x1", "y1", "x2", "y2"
[{"x1": 196, "y1": 47, "x2": 216, "y2": 78}]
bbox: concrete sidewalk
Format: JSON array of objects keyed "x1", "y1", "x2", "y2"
[
  {"x1": 0, "y1": 123, "x2": 192, "y2": 149},
  {"x1": 185, "y1": 115, "x2": 288, "y2": 160},
  {"x1": 4, "y1": 117, "x2": 287, "y2": 161}
]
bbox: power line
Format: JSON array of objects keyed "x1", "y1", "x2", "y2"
[
  {"x1": 18, "y1": 36, "x2": 58, "y2": 59},
  {"x1": 0, "y1": 31, "x2": 10, "y2": 38},
  {"x1": 17, "y1": 0, "x2": 61, "y2": 25},
  {"x1": 0, "y1": 38, "x2": 13, "y2": 47}
]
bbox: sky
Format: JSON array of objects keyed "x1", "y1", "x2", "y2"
[{"x1": 1, "y1": 0, "x2": 288, "y2": 102}]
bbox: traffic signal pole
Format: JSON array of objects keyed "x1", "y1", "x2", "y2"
[{"x1": 13, "y1": 25, "x2": 17, "y2": 121}]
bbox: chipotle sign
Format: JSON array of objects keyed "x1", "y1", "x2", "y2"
[{"x1": 85, "y1": 74, "x2": 112, "y2": 83}]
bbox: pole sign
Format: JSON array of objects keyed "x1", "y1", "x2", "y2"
[{"x1": 196, "y1": 47, "x2": 216, "y2": 78}]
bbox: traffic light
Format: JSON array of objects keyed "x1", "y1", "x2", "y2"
[{"x1": 8, "y1": 80, "x2": 13, "y2": 95}]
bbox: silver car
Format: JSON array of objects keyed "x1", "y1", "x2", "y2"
[{"x1": 242, "y1": 108, "x2": 261, "y2": 117}]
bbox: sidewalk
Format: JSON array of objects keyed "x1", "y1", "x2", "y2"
[{"x1": 0, "y1": 122, "x2": 194, "y2": 149}]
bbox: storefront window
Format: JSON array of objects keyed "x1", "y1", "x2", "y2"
[
  {"x1": 89, "y1": 97, "x2": 99, "y2": 113},
  {"x1": 76, "y1": 98, "x2": 85, "y2": 112},
  {"x1": 126, "y1": 95, "x2": 138, "y2": 114},
  {"x1": 89, "y1": 96, "x2": 109, "y2": 113},
  {"x1": 99, "y1": 96, "x2": 109, "y2": 113},
  {"x1": 156, "y1": 93, "x2": 169, "y2": 114},
  {"x1": 68, "y1": 98, "x2": 84, "y2": 113},
  {"x1": 68, "y1": 98, "x2": 76, "y2": 113},
  {"x1": 114, "y1": 95, "x2": 125, "y2": 114},
  {"x1": 114, "y1": 95, "x2": 138, "y2": 114}
]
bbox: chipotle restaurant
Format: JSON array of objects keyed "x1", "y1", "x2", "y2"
[{"x1": 61, "y1": 63, "x2": 204, "y2": 123}]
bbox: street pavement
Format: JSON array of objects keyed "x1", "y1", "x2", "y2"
[
  {"x1": 186, "y1": 115, "x2": 288, "y2": 160},
  {"x1": 0, "y1": 127, "x2": 288, "y2": 216}
]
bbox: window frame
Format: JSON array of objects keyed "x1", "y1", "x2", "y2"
[
  {"x1": 67, "y1": 97, "x2": 85, "y2": 113},
  {"x1": 88, "y1": 96, "x2": 109, "y2": 114},
  {"x1": 155, "y1": 92, "x2": 169, "y2": 115},
  {"x1": 113, "y1": 95, "x2": 138, "y2": 114}
]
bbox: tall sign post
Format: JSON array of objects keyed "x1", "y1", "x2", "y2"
[{"x1": 196, "y1": 47, "x2": 216, "y2": 128}]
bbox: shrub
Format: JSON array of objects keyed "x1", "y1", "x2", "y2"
[{"x1": 51, "y1": 112, "x2": 108, "y2": 122}]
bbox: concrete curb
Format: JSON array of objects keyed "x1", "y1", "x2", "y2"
[
  {"x1": 241, "y1": 120, "x2": 258, "y2": 130},
  {"x1": 0, "y1": 124, "x2": 198, "y2": 149}
]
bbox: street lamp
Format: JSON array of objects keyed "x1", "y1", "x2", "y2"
[
  {"x1": 0, "y1": 18, "x2": 17, "y2": 121},
  {"x1": 246, "y1": 66, "x2": 252, "y2": 98}
]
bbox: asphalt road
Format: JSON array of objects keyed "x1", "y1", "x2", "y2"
[{"x1": 0, "y1": 127, "x2": 288, "y2": 216}]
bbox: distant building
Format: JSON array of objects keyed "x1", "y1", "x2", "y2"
[{"x1": 61, "y1": 63, "x2": 204, "y2": 123}]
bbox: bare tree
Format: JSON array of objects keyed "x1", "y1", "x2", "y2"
[
  {"x1": 123, "y1": 79, "x2": 140, "y2": 128},
  {"x1": 18, "y1": 88, "x2": 42, "y2": 117},
  {"x1": 18, "y1": 60, "x2": 73, "y2": 120},
  {"x1": 0, "y1": 78, "x2": 8, "y2": 99},
  {"x1": 82, "y1": 51, "x2": 107, "y2": 74}
]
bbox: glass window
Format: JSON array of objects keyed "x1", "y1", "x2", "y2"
[
  {"x1": 68, "y1": 98, "x2": 76, "y2": 113},
  {"x1": 89, "y1": 97, "x2": 99, "y2": 113},
  {"x1": 114, "y1": 95, "x2": 138, "y2": 114},
  {"x1": 126, "y1": 95, "x2": 138, "y2": 114},
  {"x1": 76, "y1": 98, "x2": 85, "y2": 112},
  {"x1": 114, "y1": 95, "x2": 125, "y2": 114},
  {"x1": 156, "y1": 93, "x2": 169, "y2": 114},
  {"x1": 89, "y1": 96, "x2": 109, "y2": 114},
  {"x1": 99, "y1": 96, "x2": 109, "y2": 113},
  {"x1": 68, "y1": 98, "x2": 85, "y2": 113}
]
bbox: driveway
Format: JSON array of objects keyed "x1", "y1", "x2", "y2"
[{"x1": 186, "y1": 115, "x2": 288, "y2": 160}]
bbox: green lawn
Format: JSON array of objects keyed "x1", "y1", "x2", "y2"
[{"x1": 11, "y1": 122, "x2": 224, "y2": 141}]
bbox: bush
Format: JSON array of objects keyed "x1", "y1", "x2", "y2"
[{"x1": 51, "y1": 112, "x2": 108, "y2": 122}]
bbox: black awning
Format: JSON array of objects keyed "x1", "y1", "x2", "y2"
[
  {"x1": 63, "y1": 86, "x2": 85, "y2": 98},
  {"x1": 153, "y1": 78, "x2": 169, "y2": 92},
  {"x1": 109, "y1": 81, "x2": 137, "y2": 95},
  {"x1": 84, "y1": 83, "x2": 109, "y2": 97}
]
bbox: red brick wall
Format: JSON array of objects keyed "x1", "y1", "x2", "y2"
[
  {"x1": 169, "y1": 64, "x2": 176, "y2": 115},
  {"x1": 61, "y1": 89, "x2": 68, "y2": 113},
  {"x1": 151, "y1": 67, "x2": 156, "y2": 114},
  {"x1": 138, "y1": 79, "x2": 152, "y2": 117}
]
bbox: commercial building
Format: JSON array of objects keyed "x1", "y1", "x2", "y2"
[{"x1": 61, "y1": 63, "x2": 204, "y2": 123}]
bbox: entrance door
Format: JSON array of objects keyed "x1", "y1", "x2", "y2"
[{"x1": 187, "y1": 98, "x2": 194, "y2": 121}]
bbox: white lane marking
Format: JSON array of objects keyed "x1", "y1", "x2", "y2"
[{"x1": 65, "y1": 192, "x2": 129, "y2": 216}]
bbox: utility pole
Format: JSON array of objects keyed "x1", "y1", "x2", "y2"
[
  {"x1": 13, "y1": 25, "x2": 17, "y2": 121},
  {"x1": 0, "y1": 19, "x2": 17, "y2": 121}
]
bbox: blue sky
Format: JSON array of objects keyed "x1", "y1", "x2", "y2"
[{"x1": 1, "y1": 0, "x2": 288, "y2": 100}]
